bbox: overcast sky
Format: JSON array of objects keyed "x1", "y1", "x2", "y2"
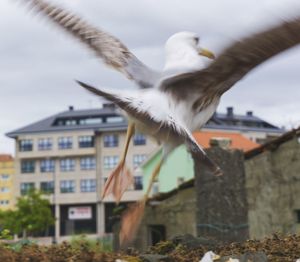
[{"x1": 1, "y1": 0, "x2": 300, "y2": 155}]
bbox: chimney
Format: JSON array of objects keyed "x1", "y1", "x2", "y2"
[
  {"x1": 103, "y1": 103, "x2": 116, "y2": 109},
  {"x1": 246, "y1": 111, "x2": 253, "y2": 117},
  {"x1": 69, "y1": 106, "x2": 74, "y2": 111},
  {"x1": 226, "y1": 107, "x2": 234, "y2": 117},
  {"x1": 210, "y1": 137, "x2": 232, "y2": 149}
]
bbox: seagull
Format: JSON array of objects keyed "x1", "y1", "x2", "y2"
[
  {"x1": 18, "y1": 0, "x2": 300, "y2": 245},
  {"x1": 19, "y1": 0, "x2": 219, "y2": 202}
]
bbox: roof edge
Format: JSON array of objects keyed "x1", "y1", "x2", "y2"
[{"x1": 245, "y1": 126, "x2": 300, "y2": 159}]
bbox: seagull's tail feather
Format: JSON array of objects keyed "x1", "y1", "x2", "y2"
[
  {"x1": 76, "y1": 80, "x2": 139, "y2": 115},
  {"x1": 102, "y1": 160, "x2": 133, "y2": 204},
  {"x1": 189, "y1": 146, "x2": 223, "y2": 177},
  {"x1": 76, "y1": 80, "x2": 122, "y2": 104}
]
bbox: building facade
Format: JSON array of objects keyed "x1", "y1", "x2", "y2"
[
  {"x1": 0, "y1": 155, "x2": 14, "y2": 210},
  {"x1": 204, "y1": 107, "x2": 283, "y2": 143}
]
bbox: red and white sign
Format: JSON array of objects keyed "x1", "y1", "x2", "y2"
[{"x1": 68, "y1": 206, "x2": 92, "y2": 220}]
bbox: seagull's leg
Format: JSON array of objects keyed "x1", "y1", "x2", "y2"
[
  {"x1": 119, "y1": 157, "x2": 164, "y2": 246},
  {"x1": 101, "y1": 122, "x2": 135, "y2": 203}
]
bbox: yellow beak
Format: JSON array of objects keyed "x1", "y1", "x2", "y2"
[{"x1": 198, "y1": 48, "x2": 215, "y2": 59}]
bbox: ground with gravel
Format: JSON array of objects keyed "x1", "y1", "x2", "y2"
[{"x1": 0, "y1": 234, "x2": 299, "y2": 261}]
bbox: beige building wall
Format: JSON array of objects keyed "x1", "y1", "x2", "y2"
[
  {"x1": 14, "y1": 130, "x2": 97, "y2": 204},
  {"x1": 13, "y1": 126, "x2": 159, "y2": 240},
  {"x1": 0, "y1": 155, "x2": 15, "y2": 210}
]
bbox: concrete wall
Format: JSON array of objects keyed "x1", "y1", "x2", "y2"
[
  {"x1": 245, "y1": 137, "x2": 300, "y2": 238},
  {"x1": 195, "y1": 147, "x2": 249, "y2": 243}
]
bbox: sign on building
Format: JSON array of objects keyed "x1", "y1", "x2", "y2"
[{"x1": 68, "y1": 206, "x2": 92, "y2": 220}]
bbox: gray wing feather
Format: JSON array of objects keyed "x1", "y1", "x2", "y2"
[{"x1": 23, "y1": 0, "x2": 160, "y2": 88}]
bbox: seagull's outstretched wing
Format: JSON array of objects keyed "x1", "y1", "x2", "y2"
[
  {"x1": 76, "y1": 80, "x2": 222, "y2": 176},
  {"x1": 21, "y1": 0, "x2": 159, "y2": 88},
  {"x1": 161, "y1": 18, "x2": 300, "y2": 110}
]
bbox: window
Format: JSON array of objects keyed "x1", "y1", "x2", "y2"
[
  {"x1": 20, "y1": 182, "x2": 35, "y2": 195},
  {"x1": 60, "y1": 158, "x2": 75, "y2": 172},
  {"x1": 103, "y1": 156, "x2": 119, "y2": 169},
  {"x1": 134, "y1": 176, "x2": 143, "y2": 190},
  {"x1": 80, "y1": 179, "x2": 96, "y2": 192},
  {"x1": 296, "y1": 210, "x2": 300, "y2": 223},
  {"x1": 40, "y1": 159, "x2": 55, "y2": 173},
  {"x1": 0, "y1": 187, "x2": 10, "y2": 193},
  {"x1": 1, "y1": 174, "x2": 10, "y2": 180},
  {"x1": 78, "y1": 136, "x2": 94, "y2": 148},
  {"x1": 60, "y1": 180, "x2": 75, "y2": 193},
  {"x1": 80, "y1": 157, "x2": 96, "y2": 170},
  {"x1": 103, "y1": 134, "x2": 118, "y2": 147},
  {"x1": 152, "y1": 181, "x2": 159, "y2": 195},
  {"x1": 133, "y1": 134, "x2": 146, "y2": 146},
  {"x1": 0, "y1": 200, "x2": 9, "y2": 206},
  {"x1": 19, "y1": 139, "x2": 33, "y2": 152},
  {"x1": 65, "y1": 119, "x2": 76, "y2": 126},
  {"x1": 79, "y1": 118, "x2": 103, "y2": 125},
  {"x1": 38, "y1": 138, "x2": 52, "y2": 150},
  {"x1": 106, "y1": 116, "x2": 124, "y2": 123},
  {"x1": 21, "y1": 160, "x2": 35, "y2": 174},
  {"x1": 177, "y1": 177, "x2": 185, "y2": 186},
  {"x1": 58, "y1": 137, "x2": 73, "y2": 149},
  {"x1": 133, "y1": 154, "x2": 147, "y2": 168},
  {"x1": 40, "y1": 181, "x2": 54, "y2": 194}
]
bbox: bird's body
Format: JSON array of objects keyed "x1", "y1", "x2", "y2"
[{"x1": 17, "y1": 0, "x2": 300, "y2": 245}]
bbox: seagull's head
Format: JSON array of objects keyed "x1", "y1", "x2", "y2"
[
  {"x1": 165, "y1": 31, "x2": 215, "y2": 60},
  {"x1": 164, "y1": 31, "x2": 215, "y2": 72}
]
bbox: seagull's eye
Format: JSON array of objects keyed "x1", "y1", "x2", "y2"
[{"x1": 194, "y1": 37, "x2": 199, "y2": 44}]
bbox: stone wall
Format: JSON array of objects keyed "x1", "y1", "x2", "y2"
[
  {"x1": 245, "y1": 137, "x2": 300, "y2": 238},
  {"x1": 195, "y1": 147, "x2": 249, "y2": 243},
  {"x1": 133, "y1": 185, "x2": 197, "y2": 251}
]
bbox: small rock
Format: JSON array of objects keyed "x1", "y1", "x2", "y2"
[
  {"x1": 172, "y1": 234, "x2": 218, "y2": 249},
  {"x1": 140, "y1": 254, "x2": 171, "y2": 262},
  {"x1": 220, "y1": 251, "x2": 267, "y2": 262}
]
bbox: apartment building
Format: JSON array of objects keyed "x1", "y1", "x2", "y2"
[
  {"x1": 6, "y1": 105, "x2": 158, "y2": 241},
  {"x1": 0, "y1": 154, "x2": 14, "y2": 210}
]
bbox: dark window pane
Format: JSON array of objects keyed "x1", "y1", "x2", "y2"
[
  {"x1": 60, "y1": 158, "x2": 75, "y2": 172},
  {"x1": 60, "y1": 180, "x2": 75, "y2": 193},
  {"x1": 134, "y1": 176, "x2": 143, "y2": 190},
  {"x1": 133, "y1": 134, "x2": 146, "y2": 146},
  {"x1": 40, "y1": 181, "x2": 54, "y2": 194},
  {"x1": 20, "y1": 182, "x2": 35, "y2": 195},
  {"x1": 19, "y1": 139, "x2": 33, "y2": 152},
  {"x1": 78, "y1": 136, "x2": 94, "y2": 148},
  {"x1": 21, "y1": 160, "x2": 35, "y2": 174},
  {"x1": 80, "y1": 179, "x2": 96, "y2": 192},
  {"x1": 103, "y1": 134, "x2": 118, "y2": 147},
  {"x1": 38, "y1": 138, "x2": 52, "y2": 151},
  {"x1": 58, "y1": 137, "x2": 73, "y2": 149},
  {"x1": 80, "y1": 157, "x2": 96, "y2": 170},
  {"x1": 103, "y1": 156, "x2": 119, "y2": 169},
  {"x1": 40, "y1": 159, "x2": 55, "y2": 173}
]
